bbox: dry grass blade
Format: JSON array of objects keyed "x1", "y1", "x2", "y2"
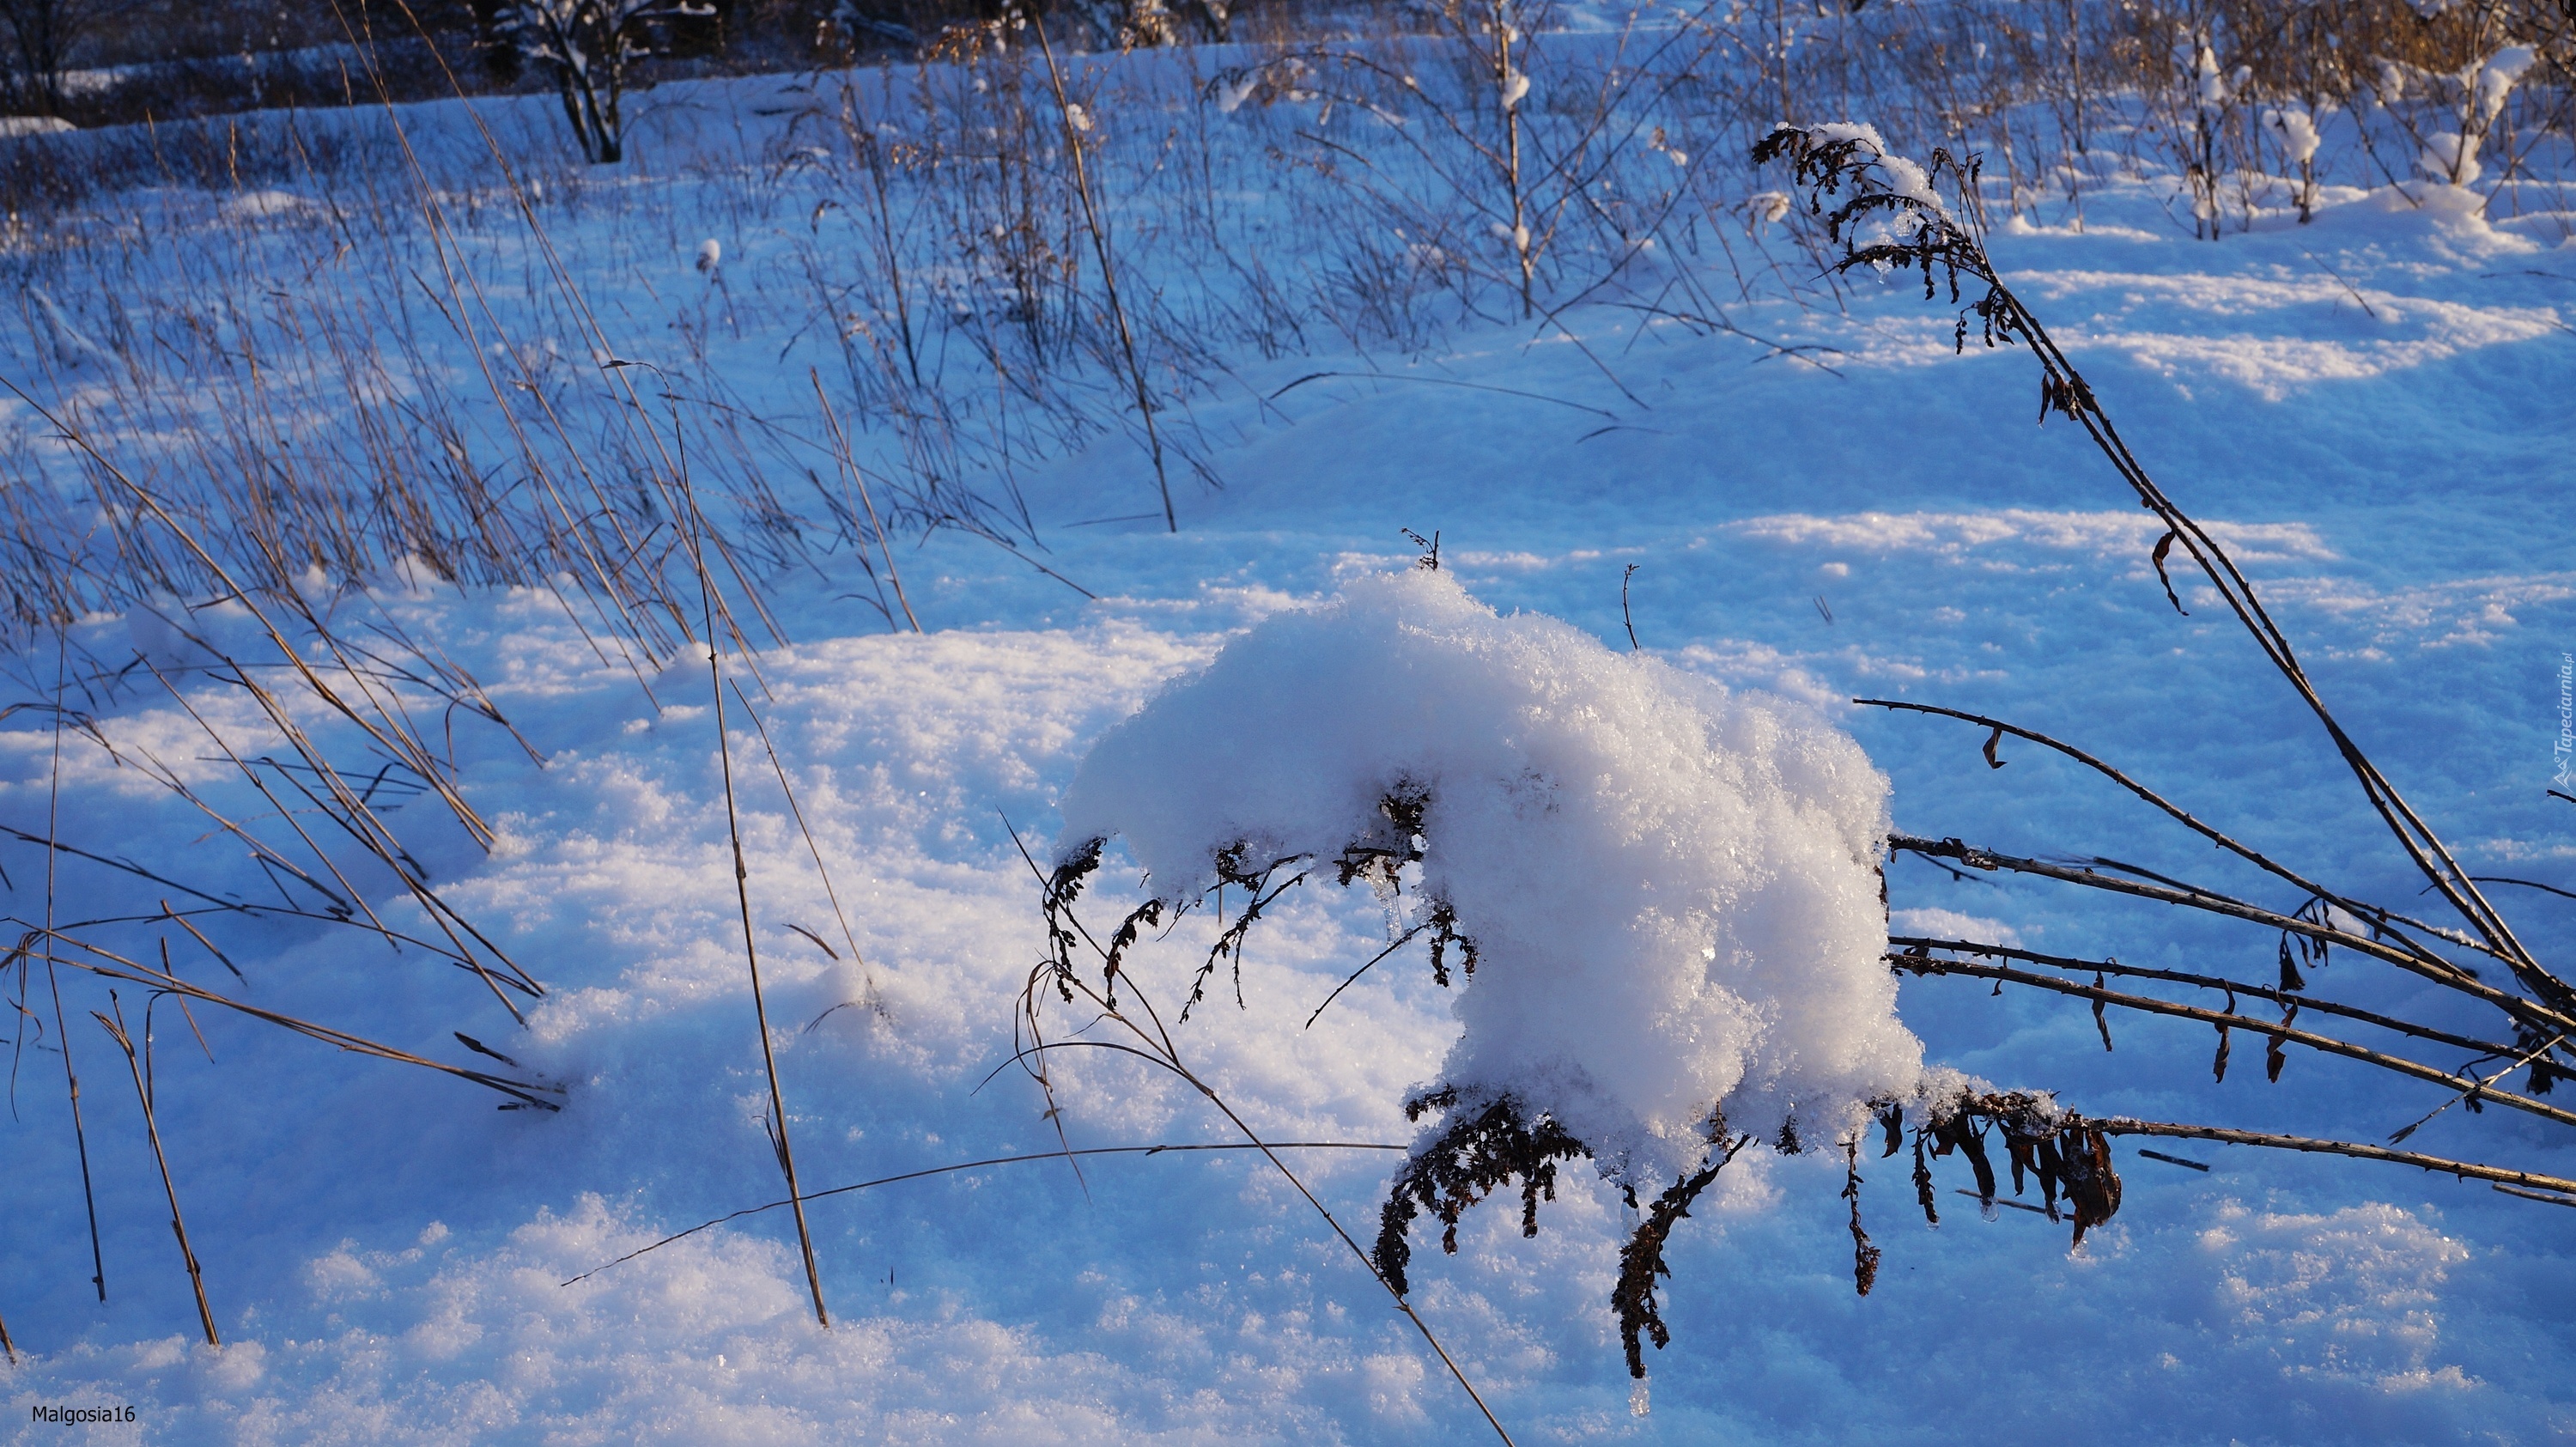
[
  {"x1": 0, "y1": 420, "x2": 548, "y2": 1021},
  {"x1": 94, "y1": 994, "x2": 217, "y2": 1346},
  {"x1": 39, "y1": 633, "x2": 108, "y2": 1305},
  {"x1": 32, "y1": 931, "x2": 558, "y2": 1109},
  {"x1": 695, "y1": 472, "x2": 829, "y2": 1327},
  {"x1": 727, "y1": 678, "x2": 879, "y2": 1015},
  {"x1": 44, "y1": 954, "x2": 106, "y2": 1304},
  {"x1": 1031, "y1": 9, "x2": 1177, "y2": 534},
  {"x1": 810, "y1": 371, "x2": 920, "y2": 635}
]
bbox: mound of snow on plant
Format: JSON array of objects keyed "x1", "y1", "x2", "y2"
[{"x1": 1059, "y1": 567, "x2": 1921, "y2": 1186}]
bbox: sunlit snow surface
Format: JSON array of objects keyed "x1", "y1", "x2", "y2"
[{"x1": 3, "y1": 75, "x2": 2575, "y2": 1445}]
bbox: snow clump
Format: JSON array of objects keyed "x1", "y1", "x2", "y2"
[
  {"x1": 2266, "y1": 106, "x2": 2321, "y2": 167},
  {"x1": 1802, "y1": 120, "x2": 1943, "y2": 214},
  {"x1": 1057, "y1": 567, "x2": 1923, "y2": 1189}
]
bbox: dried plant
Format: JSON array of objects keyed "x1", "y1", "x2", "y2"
[
  {"x1": 1042, "y1": 773, "x2": 1785, "y2": 1392},
  {"x1": 1752, "y1": 116, "x2": 2576, "y2": 1225},
  {"x1": 1370, "y1": 1087, "x2": 1592, "y2": 1299},
  {"x1": 1022, "y1": 824, "x2": 1522, "y2": 1446}
]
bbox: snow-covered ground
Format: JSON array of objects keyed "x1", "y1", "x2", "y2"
[{"x1": 3, "y1": 39, "x2": 2574, "y2": 1445}]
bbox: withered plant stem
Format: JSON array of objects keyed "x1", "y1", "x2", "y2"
[
  {"x1": 2387, "y1": 1031, "x2": 2567, "y2": 1145},
  {"x1": 43, "y1": 632, "x2": 106, "y2": 1304},
  {"x1": 95, "y1": 994, "x2": 217, "y2": 1346},
  {"x1": 2095, "y1": 1118, "x2": 2576, "y2": 1197},
  {"x1": 727, "y1": 679, "x2": 876, "y2": 1000},
  {"x1": 1891, "y1": 836, "x2": 2574, "y2": 1039},
  {"x1": 1030, "y1": 12, "x2": 1177, "y2": 533},
  {"x1": 30, "y1": 930, "x2": 557, "y2": 1108},
  {"x1": 1862, "y1": 698, "x2": 2504, "y2": 973},
  {"x1": 1769, "y1": 126, "x2": 2542, "y2": 978},
  {"x1": 1020, "y1": 852, "x2": 1516, "y2": 1445},
  {"x1": 810, "y1": 371, "x2": 920, "y2": 634},
  {"x1": 1493, "y1": 0, "x2": 1532, "y2": 317},
  {"x1": 1888, "y1": 953, "x2": 2576, "y2": 1132},
  {"x1": 1886, "y1": 937, "x2": 2516, "y2": 1060},
  {"x1": 563, "y1": 1140, "x2": 1409, "y2": 1286},
  {"x1": 702, "y1": 557, "x2": 829, "y2": 1329},
  {"x1": 1861, "y1": 699, "x2": 2419, "y2": 951}
]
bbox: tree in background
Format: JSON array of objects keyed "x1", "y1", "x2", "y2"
[
  {"x1": 490, "y1": 0, "x2": 722, "y2": 162},
  {"x1": 0, "y1": 0, "x2": 94, "y2": 116}
]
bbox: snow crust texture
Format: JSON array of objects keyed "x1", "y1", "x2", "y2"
[{"x1": 1060, "y1": 568, "x2": 1919, "y2": 1184}]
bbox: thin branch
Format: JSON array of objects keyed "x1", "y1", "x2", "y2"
[{"x1": 1862, "y1": 699, "x2": 2391, "y2": 937}]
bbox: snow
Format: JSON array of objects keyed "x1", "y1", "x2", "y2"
[
  {"x1": 1802, "y1": 120, "x2": 1944, "y2": 213},
  {"x1": 1057, "y1": 566, "x2": 1918, "y2": 1186},
  {"x1": 0, "y1": 34, "x2": 2571, "y2": 1447},
  {"x1": 2267, "y1": 106, "x2": 2322, "y2": 167}
]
